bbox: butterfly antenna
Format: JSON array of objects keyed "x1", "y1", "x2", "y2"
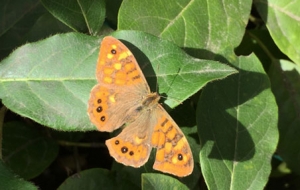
[
  {"x1": 159, "y1": 67, "x2": 183, "y2": 105},
  {"x1": 155, "y1": 63, "x2": 160, "y2": 93}
]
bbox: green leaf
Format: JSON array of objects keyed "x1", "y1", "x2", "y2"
[
  {"x1": 142, "y1": 173, "x2": 189, "y2": 190},
  {"x1": 78, "y1": 0, "x2": 106, "y2": 36},
  {"x1": 2, "y1": 121, "x2": 59, "y2": 179},
  {"x1": 40, "y1": 0, "x2": 106, "y2": 34},
  {"x1": 0, "y1": 0, "x2": 46, "y2": 59},
  {"x1": 0, "y1": 31, "x2": 236, "y2": 131},
  {"x1": 197, "y1": 54, "x2": 278, "y2": 189},
  {"x1": 58, "y1": 168, "x2": 118, "y2": 190},
  {"x1": 26, "y1": 13, "x2": 72, "y2": 42},
  {"x1": 268, "y1": 60, "x2": 300, "y2": 175},
  {"x1": 0, "y1": 160, "x2": 38, "y2": 190},
  {"x1": 40, "y1": 0, "x2": 85, "y2": 32},
  {"x1": 254, "y1": 0, "x2": 300, "y2": 64},
  {"x1": 118, "y1": 0, "x2": 252, "y2": 59},
  {"x1": 0, "y1": 0, "x2": 42, "y2": 36},
  {"x1": 0, "y1": 32, "x2": 99, "y2": 131},
  {"x1": 110, "y1": 164, "x2": 144, "y2": 189}
]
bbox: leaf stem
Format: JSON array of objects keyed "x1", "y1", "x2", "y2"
[
  {"x1": 57, "y1": 140, "x2": 106, "y2": 148},
  {"x1": 247, "y1": 31, "x2": 276, "y2": 62}
]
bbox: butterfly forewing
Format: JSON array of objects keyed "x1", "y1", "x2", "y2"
[
  {"x1": 88, "y1": 36, "x2": 149, "y2": 132},
  {"x1": 96, "y1": 36, "x2": 149, "y2": 88}
]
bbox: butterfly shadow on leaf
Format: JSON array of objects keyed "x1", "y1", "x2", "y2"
[{"x1": 120, "y1": 39, "x2": 158, "y2": 93}]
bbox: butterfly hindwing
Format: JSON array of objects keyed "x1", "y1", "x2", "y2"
[
  {"x1": 151, "y1": 105, "x2": 194, "y2": 177},
  {"x1": 105, "y1": 112, "x2": 154, "y2": 167}
]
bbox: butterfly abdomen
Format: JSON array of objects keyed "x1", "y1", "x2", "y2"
[{"x1": 123, "y1": 92, "x2": 160, "y2": 123}]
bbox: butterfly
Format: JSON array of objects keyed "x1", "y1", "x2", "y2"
[{"x1": 87, "y1": 36, "x2": 193, "y2": 177}]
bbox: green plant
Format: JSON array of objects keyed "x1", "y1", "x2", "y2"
[{"x1": 0, "y1": 0, "x2": 298, "y2": 189}]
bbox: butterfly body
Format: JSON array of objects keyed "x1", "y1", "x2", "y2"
[{"x1": 88, "y1": 36, "x2": 193, "y2": 177}]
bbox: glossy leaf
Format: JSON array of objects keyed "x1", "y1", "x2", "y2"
[
  {"x1": 0, "y1": 0, "x2": 46, "y2": 59},
  {"x1": 0, "y1": 161, "x2": 37, "y2": 190},
  {"x1": 255, "y1": 0, "x2": 300, "y2": 64},
  {"x1": 197, "y1": 54, "x2": 278, "y2": 189},
  {"x1": 0, "y1": 0, "x2": 42, "y2": 36},
  {"x1": 2, "y1": 122, "x2": 59, "y2": 179},
  {"x1": 41, "y1": 0, "x2": 106, "y2": 34},
  {"x1": 0, "y1": 31, "x2": 236, "y2": 131},
  {"x1": 142, "y1": 173, "x2": 189, "y2": 190},
  {"x1": 0, "y1": 33, "x2": 99, "y2": 131},
  {"x1": 58, "y1": 168, "x2": 119, "y2": 190},
  {"x1": 78, "y1": 0, "x2": 106, "y2": 36},
  {"x1": 118, "y1": 0, "x2": 252, "y2": 59}
]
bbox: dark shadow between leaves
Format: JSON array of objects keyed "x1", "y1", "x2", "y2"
[{"x1": 271, "y1": 61, "x2": 300, "y2": 175}]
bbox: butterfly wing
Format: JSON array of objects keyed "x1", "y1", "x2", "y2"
[
  {"x1": 105, "y1": 106, "x2": 158, "y2": 167},
  {"x1": 88, "y1": 36, "x2": 150, "y2": 132},
  {"x1": 105, "y1": 103, "x2": 194, "y2": 176},
  {"x1": 88, "y1": 36, "x2": 194, "y2": 176},
  {"x1": 151, "y1": 105, "x2": 194, "y2": 177}
]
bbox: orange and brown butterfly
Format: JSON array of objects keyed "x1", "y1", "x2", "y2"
[{"x1": 87, "y1": 36, "x2": 194, "y2": 177}]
